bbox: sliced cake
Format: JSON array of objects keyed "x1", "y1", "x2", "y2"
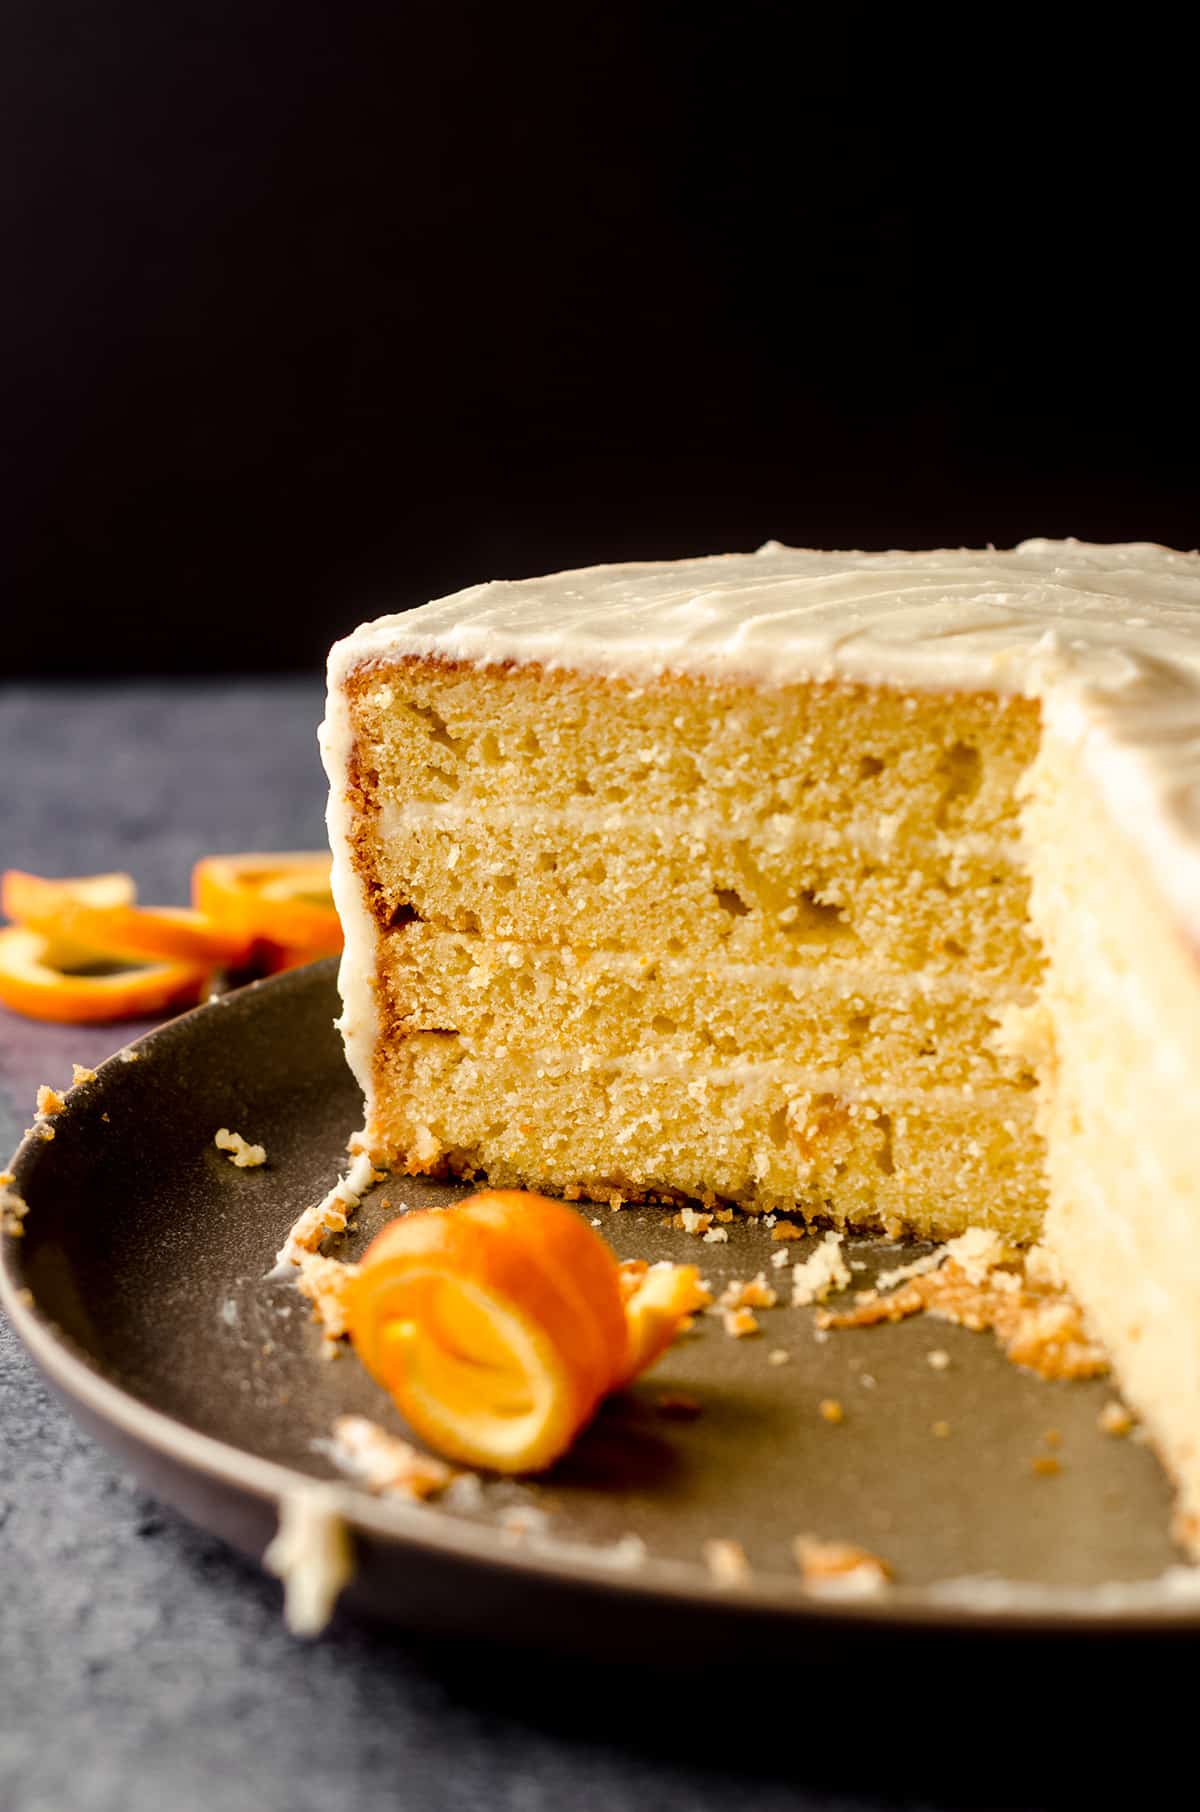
[{"x1": 321, "y1": 538, "x2": 1200, "y2": 1550}]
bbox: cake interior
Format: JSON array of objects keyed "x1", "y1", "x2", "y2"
[{"x1": 343, "y1": 657, "x2": 1044, "y2": 1242}]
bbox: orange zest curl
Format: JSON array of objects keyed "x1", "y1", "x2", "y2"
[{"x1": 347, "y1": 1191, "x2": 707, "y2": 1473}]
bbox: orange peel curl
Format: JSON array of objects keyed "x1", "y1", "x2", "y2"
[{"x1": 347, "y1": 1190, "x2": 706, "y2": 1473}]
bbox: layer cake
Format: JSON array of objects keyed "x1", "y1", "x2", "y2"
[{"x1": 321, "y1": 539, "x2": 1200, "y2": 1550}]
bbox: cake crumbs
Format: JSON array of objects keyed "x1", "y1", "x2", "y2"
[
  {"x1": 817, "y1": 1241, "x2": 1108, "y2": 1382},
  {"x1": 296, "y1": 1254, "x2": 360, "y2": 1343},
  {"x1": 770, "y1": 1220, "x2": 806, "y2": 1242},
  {"x1": 215, "y1": 1128, "x2": 267, "y2": 1168},
  {"x1": 702, "y1": 1226, "x2": 729, "y2": 1245},
  {"x1": 1031, "y1": 1454, "x2": 1061, "y2": 1477},
  {"x1": 1, "y1": 1185, "x2": 29, "y2": 1237},
  {"x1": 931, "y1": 1420, "x2": 951, "y2": 1438},
  {"x1": 672, "y1": 1207, "x2": 713, "y2": 1236},
  {"x1": 703, "y1": 1538, "x2": 750, "y2": 1587},
  {"x1": 119, "y1": 1048, "x2": 141, "y2": 1064},
  {"x1": 793, "y1": 1536, "x2": 891, "y2": 1594},
  {"x1": 767, "y1": 1348, "x2": 790, "y2": 1366},
  {"x1": 770, "y1": 1248, "x2": 791, "y2": 1270},
  {"x1": 1099, "y1": 1401, "x2": 1135, "y2": 1437},
  {"x1": 818, "y1": 1397, "x2": 845, "y2": 1425},
  {"x1": 874, "y1": 1251, "x2": 942, "y2": 1291},
  {"x1": 1043, "y1": 1427, "x2": 1062, "y2": 1448},
  {"x1": 719, "y1": 1272, "x2": 778, "y2": 1311},
  {"x1": 329, "y1": 1414, "x2": 457, "y2": 1499},
  {"x1": 790, "y1": 1231, "x2": 851, "y2": 1307},
  {"x1": 926, "y1": 1348, "x2": 951, "y2": 1371},
  {"x1": 942, "y1": 1227, "x2": 1014, "y2": 1285},
  {"x1": 35, "y1": 1085, "x2": 66, "y2": 1119},
  {"x1": 71, "y1": 1064, "x2": 97, "y2": 1086},
  {"x1": 722, "y1": 1306, "x2": 760, "y2": 1338},
  {"x1": 275, "y1": 1150, "x2": 379, "y2": 1269}
]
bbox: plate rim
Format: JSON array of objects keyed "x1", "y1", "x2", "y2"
[{"x1": 3, "y1": 962, "x2": 1199, "y2": 1639}]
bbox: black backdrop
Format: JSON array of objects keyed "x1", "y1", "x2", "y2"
[{"x1": 2, "y1": 2, "x2": 1196, "y2": 674}]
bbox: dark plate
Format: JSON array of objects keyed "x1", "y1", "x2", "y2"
[{"x1": 2, "y1": 959, "x2": 1198, "y2": 1654}]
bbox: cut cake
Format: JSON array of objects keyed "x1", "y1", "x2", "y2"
[{"x1": 321, "y1": 539, "x2": 1200, "y2": 1552}]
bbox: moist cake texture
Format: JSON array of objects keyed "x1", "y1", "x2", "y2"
[{"x1": 322, "y1": 538, "x2": 1200, "y2": 1552}]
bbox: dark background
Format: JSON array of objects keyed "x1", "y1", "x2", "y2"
[{"x1": 2, "y1": 2, "x2": 1196, "y2": 675}]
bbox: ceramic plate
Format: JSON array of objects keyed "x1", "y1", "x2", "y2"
[{"x1": 3, "y1": 960, "x2": 1197, "y2": 1656}]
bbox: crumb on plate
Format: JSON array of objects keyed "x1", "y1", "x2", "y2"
[
  {"x1": 215, "y1": 1127, "x2": 267, "y2": 1168},
  {"x1": 703, "y1": 1538, "x2": 750, "y2": 1587},
  {"x1": 793, "y1": 1535, "x2": 891, "y2": 1594},
  {"x1": 790, "y1": 1232, "x2": 851, "y2": 1307},
  {"x1": 1099, "y1": 1400, "x2": 1135, "y2": 1437}
]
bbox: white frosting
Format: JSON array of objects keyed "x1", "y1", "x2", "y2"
[
  {"x1": 320, "y1": 672, "x2": 383, "y2": 1103},
  {"x1": 322, "y1": 538, "x2": 1200, "y2": 1119}
]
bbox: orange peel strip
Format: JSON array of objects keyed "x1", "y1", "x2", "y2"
[
  {"x1": 619, "y1": 1260, "x2": 711, "y2": 1386},
  {"x1": 1, "y1": 870, "x2": 136, "y2": 915},
  {"x1": 2, "y1": 870, "x2": 249, "y2": 967},
  {"x1": 347, "y1": 1191, "x2": 700, "y2": 1473},
  {"x1": 0, "y1": 926, "x2": 211, "y2": 1024},
  {"x1": 191, "y1": 854, "x2": 342, "y2": 955}
]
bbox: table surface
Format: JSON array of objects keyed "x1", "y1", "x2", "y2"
[{"x1": 0, "y1": 680, "x2": 1184, "y2": 1812}]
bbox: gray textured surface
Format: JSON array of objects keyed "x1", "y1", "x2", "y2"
[{"x1": 0, "y1": 682, "x2": 1179, "y2": 1812}]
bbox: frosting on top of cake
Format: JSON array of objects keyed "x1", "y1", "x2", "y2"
[
  {"x1": 331, "y1": 538, "x2": 1200, "y2": 699},
  {"x1": 323, "y1": 539, "x2": 1200, "y2": 1081}
]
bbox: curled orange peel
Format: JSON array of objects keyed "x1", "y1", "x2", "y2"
[
  {"x1": 2, "y1": 870, "x2": 248, "y2": 967},
  {"x1": 347, "y1": 1191, "x2": 708, "y2": 1473},
  {"x1": 191, "y1": 855, "x2": 342, "y2": 961},
  {"x1": 0, "y1": 925, "x2": 211, "y2": 1024},
  {"x1": 618, "y1": 1258, "x2": 713, "y2": 1386}
]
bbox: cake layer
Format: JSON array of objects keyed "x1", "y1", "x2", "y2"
[
  {"x1": 377, "y1": 925, "x2": 1038, "y2": 1091},
  {"x1": 369, "y1": 1029, "x2": 1044, "y2": 1243},
  {"x1": 1025, "y1": 733, "x2": 1200, "y2": 1554},
  {"x1": 346, "y1": 660, "x2": 1038, "y2": 835},
  {"x1": 357, "y1": 808, "x2": 1036, "y2": 978}
]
